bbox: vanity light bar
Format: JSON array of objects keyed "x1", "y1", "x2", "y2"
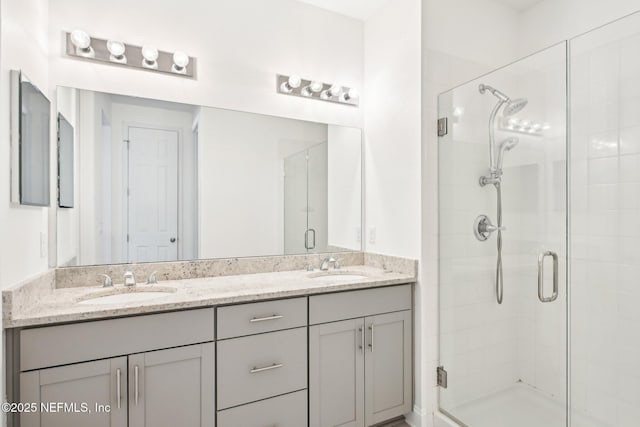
[
  {"x1": 65, "y1": 30, "x2": 197, "y2": 79},
  {"x1": 276, "y1": 74, "x2": 359, "y2": 106}
]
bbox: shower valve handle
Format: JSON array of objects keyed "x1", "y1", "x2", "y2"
[{"x1": 474, "y1": 215, "x2": 505, "y2": 241}]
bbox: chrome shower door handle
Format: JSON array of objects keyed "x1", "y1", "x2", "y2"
[{"x1": 538, "y1": 251, "x2": 558, "y2": 303}]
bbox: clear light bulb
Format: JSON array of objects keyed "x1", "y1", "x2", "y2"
[
  {"x1": 280, "y1": 74, "x2": 302, "y2": 93},
  {"x1": 70, "y1": 29, "x2": 95, "y2": 58},
  {"x1": 328, "y1": 85, "x2": 342, "y2": 97},
  {"x1": 141, "y1": 45, "x2": 159, "y2": 69},
  {"x1": 341, "y1": 88, "x2": 359, "y2": 102},
  {"x1": 172, "y1": 51, "x2": 189, "y2": 74},
  {"x1": 309, "y1": 81, "x2": 323, "y2": 93},
  {"x1": 107, "y1": 40, "x2": 127, "y2": 64},
  {"x1": 301, "y1": 81, "x2": 324, "y2": 97}
]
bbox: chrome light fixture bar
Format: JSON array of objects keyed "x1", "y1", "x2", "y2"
[
  {"x1": 65, "y1": 30, "x2": 197, "y2": 79},
  {"x1": 276, "y1": 74, "x2": 359, "y2": 106},
  {"x1": 500, "y1": 117, "x2": 549, "y2": 136}
]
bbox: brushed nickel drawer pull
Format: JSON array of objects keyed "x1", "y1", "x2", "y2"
[
  {"x1": 250, "y1": 314, "x2": 284, "y2": 323},
  {"x1": 250, "y1": 363, "x2": 283, "y2": 374}
]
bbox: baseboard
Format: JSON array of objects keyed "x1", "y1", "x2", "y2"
[{"x1": 405, "y1": 405, "x2": 429, "y2": 427}]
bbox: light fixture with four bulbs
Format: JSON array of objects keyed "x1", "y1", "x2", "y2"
[
  {"x1": 277, "y1": 74, "x2": 359, "y2": 106},
  {"x1": 67, "y1": 29, "x2": 196, "y2": 78}
]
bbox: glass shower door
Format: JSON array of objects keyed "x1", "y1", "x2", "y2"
[{"x1": 438, "y1": 42, "x2": 568, "y2": 427}]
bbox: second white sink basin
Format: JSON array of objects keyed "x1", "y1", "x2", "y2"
[{"x1": 78, "y1": 287, "x2": 176, "y2": 305}]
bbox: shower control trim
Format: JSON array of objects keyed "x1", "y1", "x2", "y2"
[{"x1": 474, "y1": 214, "x2": 505, "y2": 241}]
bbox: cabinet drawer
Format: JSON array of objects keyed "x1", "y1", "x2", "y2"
[
  {"x1": 217, "y1": 297, "x2": 307, "y2": 339},
  {"x1": 217, "y1": 327, "x2": 307, "y2": 410},
  {"x1": 217, "y1": 390, "x2": 307, "y2": 427},
  {"x1": 309, "y1": 284, "x2": 412, "y2": 325},
  {"x1": 20, "y1": 308, "x2": 215, "y2": 371}
]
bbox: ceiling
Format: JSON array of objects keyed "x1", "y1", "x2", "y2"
[{"x1": 295, "y1": 0, "x2": 390, "y2": 21}]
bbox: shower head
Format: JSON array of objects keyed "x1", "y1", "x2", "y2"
[
  {"x1": 503, "y1": 98, "x2": 528, "y2": 116},
  {"x1": 496, "y1": 137, "x2": 519, "y2": 171},
  {"x1": 479, "y1": 83, "x2": 528, "y2": 116}
]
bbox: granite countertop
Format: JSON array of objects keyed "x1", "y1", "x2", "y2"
[{"x1": 3, "y1": 265, "x2": 415, "y2": 328}]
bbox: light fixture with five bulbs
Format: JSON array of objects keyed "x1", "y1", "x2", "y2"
[
  {"x1": 66, "y1": 30, "x2": 196, "y2": 78},
  {"x1": 277, "y1": 74, "x2": 359, "y2": 106}
]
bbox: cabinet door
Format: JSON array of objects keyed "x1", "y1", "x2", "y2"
[
  {"x1": 310, "y1": 318, "x2": 365, "y2": 427},
  {"x1": 20, "y1": 357, "x2": 127, "y2": 427},
  {"x1": 128, "y1": 342, "x2": 215, "y2": 427},
  {"x1": 364, "y1": 310, "x2": 412, "y2": 426}
]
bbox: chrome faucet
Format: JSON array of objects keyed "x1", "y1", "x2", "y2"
[
  {"x1": 97, "y1": 274, "x2": 113, "y2": 288},
  {"x1": 320, "y1": 257, "x2": 341, "y2": 271},
  {"x1": 124, "y1": 271, "x2": 136, "y2": 287}
]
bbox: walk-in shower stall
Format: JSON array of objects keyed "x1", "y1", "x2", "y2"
[{"x1": 438, "y1": 11, "x2": 640, "y2": 427}]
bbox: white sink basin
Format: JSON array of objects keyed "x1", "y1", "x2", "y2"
[
  {"x1": 78, "y1": 287, "x2": 176, "y2": 305},
  {"x1": 308, "y1": 273, "x2": 369, "y2": 284}
]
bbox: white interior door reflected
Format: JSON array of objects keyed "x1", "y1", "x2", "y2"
[{"x1": 127, "y1": 126, "x2": 179, "y2": 263}]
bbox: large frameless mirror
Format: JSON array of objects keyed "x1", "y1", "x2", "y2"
[{"x1": 56, "y1": 88, "x2": 362, "y2": 267}]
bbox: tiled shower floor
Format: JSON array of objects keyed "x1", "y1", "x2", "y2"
[{"x1": 446, "y1": 384, "x2": 606, "y2": 427}]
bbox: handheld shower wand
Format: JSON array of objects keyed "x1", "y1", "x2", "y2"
[{"x1": 476, "y1": 84, "x2": 527, "y2": 304}]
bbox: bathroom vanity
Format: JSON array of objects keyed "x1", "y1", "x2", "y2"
[{"x1": 4, "y1": 255, "x2": 415, "y2": 427}]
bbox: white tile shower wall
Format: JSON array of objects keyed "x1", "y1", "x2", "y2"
[
  {"x1": 570, "y1": 15, "x2": 640, "y2": 426},
  {"x1": 438, "y1": 43, "x2": 567, "y2": 416}
]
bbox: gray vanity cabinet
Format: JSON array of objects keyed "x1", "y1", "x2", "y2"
[
  {"x1": 20, "y1": 343, "x2": 214, "y2": 427},
  {"x1": 309, "y1": 318, "x2": 365, "y2": 427},
  {"x1": 364, "y1": 310, "x2": 412, "y2": 426},
  {"x1": 16, "y1": 308, "x2": 216, "y2": 427},
  {"x1": 20, "y1": 357, "x2": 128, "y2": 427},
  {"x1": 309, "y1": 285, "x2": 413, "y2": 427},
  {"x1": 128, "y1": 343, "x2": 215, "y2": 427}
]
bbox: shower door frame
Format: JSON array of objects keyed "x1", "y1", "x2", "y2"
[{"x1": 436, "y1": 41, "x2": 570, "y2": 427}]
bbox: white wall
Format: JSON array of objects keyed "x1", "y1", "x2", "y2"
[
  {"x1": 364, "y1": 0, "x2": 421, "y2": 259},
  {"x1": 48, "y1": 0, "x2": 363, "y2": 129},
  {"x1": 0, "y1": 0, "x2": 50, "y2": 290},
  {"x1": 197, "y1": 107, "x2": 327, "y2": 258},
  {"x1": 327, "y1": 125, "x2": 362, "y2": 251}
]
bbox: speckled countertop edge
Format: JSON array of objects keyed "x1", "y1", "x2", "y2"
[{"x1": 4, "y1": 262, "x2": 416, "y2": 328}]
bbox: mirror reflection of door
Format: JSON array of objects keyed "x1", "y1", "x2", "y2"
[
  {"x1": 284, "y1": 150, "x2": 308, "y2": 254},
  {"x1": 307, "y1": 143, "x2": 328, "y2": 253},
  {"x1": 127, "y1": 126, "x2": 179, "y2": 263},
  {"x1": 283, "y1": 142, "x2": 328, "y2": 254}
]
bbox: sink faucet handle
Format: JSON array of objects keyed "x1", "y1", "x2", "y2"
[
  {"x1": 97, "y1": 274, "x2": 113, "y2": 288},
  {"x1": 146, "y1": 271, "x2": 158, "y2": 285},
  {"x1": 334, "y1": 258, "x2": 343, "y2": 269},
  {"x1": 306, "y1": 263, "x2": 314, "y2": 272},
  {"x1": 124, "y1": 271, "x2": 136, "y2": 287}
]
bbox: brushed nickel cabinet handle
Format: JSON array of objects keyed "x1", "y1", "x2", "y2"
[
  {"x1": 368, "y1": 324, "x2": 374, "y2": 352},
  {"x1": 250, "y1": 314, "x2": 284, "y2": 323},
  {"x1": 358, "y1": 327, "x2": 364, "y2": 352},
  {"x1": 116, "y1": 368, "x2": 121, "y2": 409},
  {"x1": 134, "y1": 365, "x2": 139, "y2": 406},
  {"x1": 250, "y1": 363, "x2": 283, "y2": 374}
]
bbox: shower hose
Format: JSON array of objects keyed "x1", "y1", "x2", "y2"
[{"x1": 495, "y1": 181, "x2": 504, "y2": 304}]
